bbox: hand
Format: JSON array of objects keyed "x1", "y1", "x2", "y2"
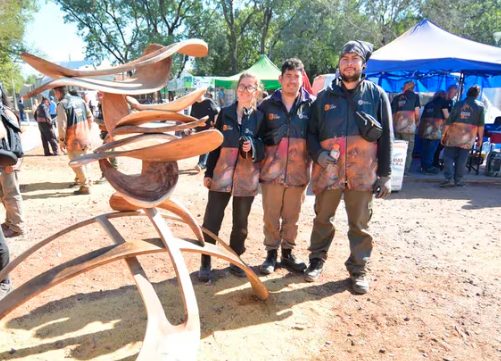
[
  {"x1": 373, "y1": 176, "x2": 391, "y2": 199},
  {"x1": 59, "y1": 140, "x2": 66, "y2": 151},
  {"x1": 317, "y1": 150, "x2": 337, "y2": 168},
  {"x1": 475, "y1": 139, "x2": 482, "y2": 149},
  {"x1": 4, "y1": 166, "x2": 13, "y2": 174},
  {"x1": 242, "y1": 140, "x2": 251, "y2": 153},
  {"x1": 203, "y1": 177, "x2": 212, "y2": 189}
]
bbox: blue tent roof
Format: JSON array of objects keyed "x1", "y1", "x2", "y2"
[{"x1": 366, "y1": 19, "x2": 501, "y2": 75}]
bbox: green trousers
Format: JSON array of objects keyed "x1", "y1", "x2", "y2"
[{"x1": 308, "y1": 188, "x2": 373, "y2": 275}]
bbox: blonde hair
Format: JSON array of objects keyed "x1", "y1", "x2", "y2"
[{"x1": 236, "y1": 72, "x2": 263, "y2": 109}]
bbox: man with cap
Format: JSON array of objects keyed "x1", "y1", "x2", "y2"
[
  {"x1": 391, "y1": 80, "x2": 420, "y2": 174},
  {"x1": 305, "y1": 40, "x2": 393, "y2": 294}
]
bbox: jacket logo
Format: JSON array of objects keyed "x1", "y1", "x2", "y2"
[
  {"x1": 222, "y1": 124, "x2": 233, "y2": 131},
  {"x1": 324, "y1": 104, "x2": 336, "y2": 112},
  {"x1": 358, "y1": 99, "x2": 371, "y2": 106},
  {"x1": 267, "y1": 113, "x2": 280, "y2": 121}
]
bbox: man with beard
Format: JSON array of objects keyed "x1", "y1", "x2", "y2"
[
  {"x1": 258, "y1": 58, "x2": 314, "y2": 275},
  {"x1": 305, "y1": 41, "x2": 393, "y2": 294}
]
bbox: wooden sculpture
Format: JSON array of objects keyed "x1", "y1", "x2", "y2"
[{"x1": 1, "y1": 39, "x2": 269, "y2": 360}]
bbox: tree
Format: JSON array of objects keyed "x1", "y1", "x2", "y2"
[
  {"x1": 0, "y1": 0, "x2": 37, "y2": 94},
  {"x1": 54, "y1": 0, "x2": 203, "y2": 65}
]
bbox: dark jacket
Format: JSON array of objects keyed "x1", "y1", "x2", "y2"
[
  {"x1": 258, "y1": 88, "x2": 314, "y2": 187},
  {"x1": 444, "y1": 96, "x2": 485, "y2": 149},
  {"x1": 391, "y1": 90, "x2": 420, "y2": 134},
  {"x1": 308, "y1": 78, "x2": 393, "y2": 194},
  {"x1": 35, "y1": 103, "x2": 52, "y2": 123},
  {"x1": 418, "y1": 96, "x2": 449, "y2": 140},
  {"x1": 205, "y1": 102, "x2": 265, "y2": 196}
]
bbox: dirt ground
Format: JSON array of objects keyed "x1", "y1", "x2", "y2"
[{"x1": 0, "y1": 128, "x2": 500, "y2": 361}]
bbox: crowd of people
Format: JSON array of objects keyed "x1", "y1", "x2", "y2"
[{"x1": 0, "y1": 38, "x2": 487, "y2": 302}]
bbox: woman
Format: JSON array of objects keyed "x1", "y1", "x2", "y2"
[{"x1": 199, "y1": 73, "x2": 265, "y2": 282}]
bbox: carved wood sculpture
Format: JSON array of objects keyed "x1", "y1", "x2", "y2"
[{"x1": 5, "y1": 39, "x2": 269, "y2": 360}]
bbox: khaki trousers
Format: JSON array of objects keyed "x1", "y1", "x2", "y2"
[
  {"x1": 261, "y1": 183, "x2": 305, "y2": 250},
  {"x1": 0, "y1": 170, "x2": 24, "y2": 233},
  {"x1": 308, "y1": 188, "x2": 373, "y2": 275},
  {"x1": 67, "y1": 149, "x2": 90, "y2": 187}
]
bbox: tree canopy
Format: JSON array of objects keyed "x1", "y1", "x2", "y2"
[
  {"x1": 42, "y1": 0, "x2": 501, "y2": 79},
  {"x1": 0, "y1": 0, "x2": 37, "y2": 94}
]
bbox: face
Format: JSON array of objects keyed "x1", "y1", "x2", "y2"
[
  {"x1": 448, "y1": 87, "x2": 458, "y2": 99},
  {"x1": 339, "y1": 53, "x2": 364, "y2": 83},
  {"x1": 279, "y1": 69, "x2": 303, "y2": 97},
  {"x1": 54, "y1": 89, "x2": 63, "y2": 101},
  {"x1": 236, "y1": 76, "x2": 258, "y2": 107}
]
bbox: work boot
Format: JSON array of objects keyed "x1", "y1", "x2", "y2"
[
  {"x1": 3, "y1": 227, "x2": 23, "y2": 238},
  {"x1": 74, "y1": 186, "x2": 90, "y2": 195},
  {"x1": 259, "y1": 249, "x2": 277, "y2": 275},
  {"x1": 281, "y1": 249, "x2": 306, "y2": 273},
  {"x1": 439, "y1": 179, "x2": 454, "y2": 188},
  {"x1": 0, "y1": 280, "x2": 11, "y2": 301},
  {"x1": 228, "y1": 264, "x2": 246, "y2": 278},
  {"x1": 198, "y1": 255, "x2": 211, "y2": 282},
  {"x1": 304, "y1": 258, "x2": 325, "y2": 282},
  {"x1": 351, "y1": 273, "x2": 369, "y2": 294}
]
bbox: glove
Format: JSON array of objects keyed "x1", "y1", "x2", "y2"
[
  {"x1": 373, "y1": 176, "x2": 391, "y2": 199},
  {"x1": 317, "y1": 150, "x2": 337, "y2": 168}
]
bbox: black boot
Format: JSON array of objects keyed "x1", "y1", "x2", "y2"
[
  {"x1": 259, "y1": 249, "x2": 277, "y2": 275},
  {"x1": 198, "y1": 255, "x2": 212, "y2": 282},
  {"x1": 304, "y1": 258, "x2": 325, "y2": 282},
  {"x1": 281, "y1": 249, "x2": 307, "y2": 273}
]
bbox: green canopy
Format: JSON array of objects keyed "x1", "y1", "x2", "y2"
[{"x1": 215, "y1": 55, "x2": 281, "y2": 90}]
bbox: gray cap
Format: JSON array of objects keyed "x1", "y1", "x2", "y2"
[{"x1": 340, "y1": 40, "x2": 374, "y2": 62}]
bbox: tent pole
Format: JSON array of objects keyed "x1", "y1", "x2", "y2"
[{"x1": 458, "y1": 72, "x2": 465, "y2": 100}]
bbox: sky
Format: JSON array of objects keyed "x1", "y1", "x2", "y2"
[{"x1": 22, "y1": 0, "x2": 86, "y2": 75}]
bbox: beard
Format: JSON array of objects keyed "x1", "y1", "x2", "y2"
[{"x1": 340, "y1": 69, "x2": 362, "y2": 83}]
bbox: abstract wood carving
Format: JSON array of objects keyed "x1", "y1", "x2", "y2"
[{"x1": 7, "y1": 39, "x2": 269, "y2": 361}]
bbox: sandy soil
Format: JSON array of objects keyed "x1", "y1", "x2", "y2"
[{"x1": 0, "y1": 130, "x2": 500, "y2": 361}]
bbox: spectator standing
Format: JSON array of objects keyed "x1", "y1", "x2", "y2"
[
  {"x1": 257, "y1": 58, "x2": 313, "y2": 275},
  {"x1": 304, "y1": 41, "x2": 393, "y2": 294},
  {"x1": 417, "y1": 91, "x2": 449, "y2": 174},
  {"x1": 391, "y1": 81, "x2": 420, "y2": 174},
  {"x1": 440, "y1": 85, "x2": 484, "y2": 187},
  {"x1": 34, "y1": 97, "x2": 59, "y2": 156},
  {"x1": 199, "y1": 73, "x2": 264, "y2": 281},
  {"x1": 0, "y1": 84, "x2": 25, "y2": 238},
  {"x1": 190, "y1": 93, "x2": 219, "y2": 172}
]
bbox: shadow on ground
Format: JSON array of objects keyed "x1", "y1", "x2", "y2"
[{"x1": 0, "y1": 268, "x2": 349, "y2": 360}]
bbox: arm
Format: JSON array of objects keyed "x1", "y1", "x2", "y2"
[
  {"x1": 56, "y1": 103, "x2": 67, "y2": 142},
  {"x1": 85, "y1": 102, "x2": 93, "y2": 128},
  {"x1": 204, "y1": 110, "x2": 224, "y2": 178},
  {"x1": 307, "y1": 98, "x2": 323, "y2": 162},
  {"x1": 414, "y1": 107, "x2": 420, "y2": 124},
  {"x1": 376, "y1": 90, "x2": 393, "y2": 177},
  {"x1": 251, "y1": 111, "x2": 265, "y2": 163}
]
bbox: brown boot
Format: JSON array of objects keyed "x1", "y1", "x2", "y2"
[{"x1": 74, "y1": 186, "x2": 90, "y2": 195}]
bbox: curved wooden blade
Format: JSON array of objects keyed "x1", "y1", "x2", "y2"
[
  {"x1": 109, "y1": 193, "x2": 204, "y2": 246},
  {"x1": 0, "y1": 239, "x2": 165, "y2": 319},
  {"x1": 100, "y1": 160, "x2": 178, "y2": 209},
  {"x1": 145, "y1": 208, "x2": 200, "y2": 338},
  {"x1": 21, "y1": 39, "x2": 208, "y2": 79},
  {"x1": 96, "y1": 216, "x2": 198, "y2": 361},
  {"x1": 111, "y1": 118, "x2": 207, "y2": 136},
  {"x1": 23, "y1": 57, "x2": 172, "y2": 98},
  {"x1": 69, "y1": 130, "x2": 223, "y2": 166},
  {"x1": 115, "y1": 110, "x2": 199, "y2": 127},
  {"x1": 0, "y1": 211, "x2": 140, "y2": 282},
  {"x1": 102, "y1": 93, "x2": 130, "y2": 133},
  {"x1": 127, "y1": 88, "x2": 206, "y2": 112},
  {"x1": 94, "y1": 133, "x2": 176, "y2": 153}
]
